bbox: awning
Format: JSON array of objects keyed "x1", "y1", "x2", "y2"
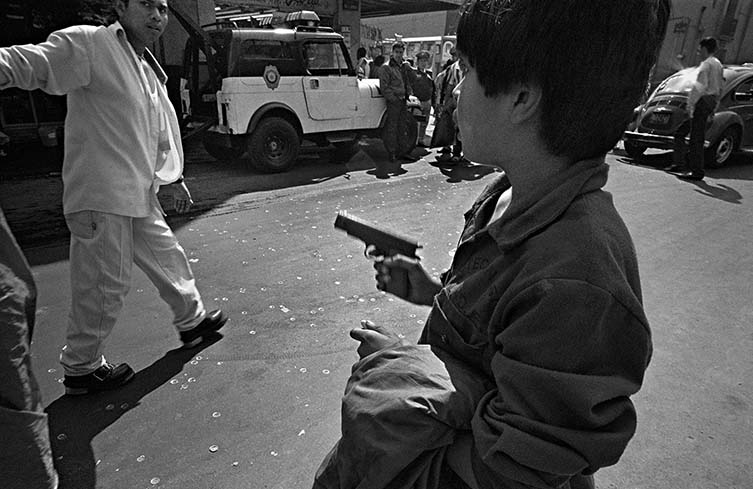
[{"x1": 361, "y1": 0, "x2": 463, "y2": 18}]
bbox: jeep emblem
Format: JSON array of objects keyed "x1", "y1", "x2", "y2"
[{"x1": 264, "y1": 65, "x2": 281, "y2": 90}]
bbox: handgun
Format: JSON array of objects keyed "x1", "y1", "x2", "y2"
[{"x1": 334, "y1": 211, "x2": 421, "y2": 297}]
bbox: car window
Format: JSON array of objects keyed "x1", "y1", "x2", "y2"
[
  {"x1": 733, "y1": 77, "x2": 753, "y2": 102},
  {"x1": 231, "y1": 40, "x2": 302, "y2": 77},
  {"x1": 304, "y1": 41, "x2": 351, "y2": 75},
  {"x1": 655, "y1": 68, "x2": 699, "y2": 94},
  {"x1": 240, "y1": 40, "x2": 293, "y2": 60}
]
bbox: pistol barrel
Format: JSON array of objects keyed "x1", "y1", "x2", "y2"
[{"x1": 334, "y1": 211, "x2": 420, "y2": 258}]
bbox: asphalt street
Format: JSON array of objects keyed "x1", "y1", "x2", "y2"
[{"x1": 1, "y1": 141, "x2": 752, "y2": 489}]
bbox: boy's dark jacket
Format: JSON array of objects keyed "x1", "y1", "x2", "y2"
[{"x1": 315, "y1": 157, "x2": 651, "y2": 489}]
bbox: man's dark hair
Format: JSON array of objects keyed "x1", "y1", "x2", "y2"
[
  {"x1": 357, "y1": 47, "x2": 367, "y2": 59},
  {"x1": 457, "y1": 0, "x2": 670, "y2": 162},
  {"x1": 392, "y1": 42, "x2": 405, "y2": 51},
  {"x1": 699, "y1": 37, "x2": 718, "y2": 54}
]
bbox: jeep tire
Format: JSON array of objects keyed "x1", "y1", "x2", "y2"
[{"x1": 249, "y1": 117, "x2": 301, "y2": 173}]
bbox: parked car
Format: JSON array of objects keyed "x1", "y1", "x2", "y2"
[
  {"x1": 623, "y1": 64, "x2": 753, "y2": 168},
  {"x1": 176, "y1": 10, "x2": 418, "y2": 173}
]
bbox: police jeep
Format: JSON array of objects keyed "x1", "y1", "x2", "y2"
[{"x1": 178, "y1": 10, "x2": 418, "y2": 173}]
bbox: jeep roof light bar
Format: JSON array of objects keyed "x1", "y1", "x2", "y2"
[{"x1": 285, "y1": 10, "x2": 320, "y2": 27}]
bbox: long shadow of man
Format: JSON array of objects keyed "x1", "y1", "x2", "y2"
[{"x1": 45, "y1": 335, "x2": 221, "y2": 489}]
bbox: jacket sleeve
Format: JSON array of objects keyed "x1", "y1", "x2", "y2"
[
  {"x1": 379, "y1": 67, "x2": 399, "y2": 103},
  {"x1": 469, "y1": 279, "x2": 652, "y2": 489},
  {"x1": 0, "y1": 25, "x2": 92, "y2": 94}
]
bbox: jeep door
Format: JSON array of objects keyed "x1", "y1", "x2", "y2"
[{"x1": 302, "y1": 41, "x2": 358, "y2": 121}]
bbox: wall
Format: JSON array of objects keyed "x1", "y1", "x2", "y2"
[
  {"x1": 656, "y1": 0, "x2": 753, "y2": 81},
  {"x1": 335, "y1": 0, "x2": 361, "y2": 59},
  {"x1": 160, "y1": 0, "x2": 217, "y2": 67},
  {"x1": 359, "y1": 11, "x2": 449, "y2": 39}
]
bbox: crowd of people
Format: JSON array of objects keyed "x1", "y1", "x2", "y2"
[
  {"x1": 2, "y1": 0, "x2": 673, "y2": 488},
  {"x1": 361, "y1": 41, "x2": 468, "y2": 172}
]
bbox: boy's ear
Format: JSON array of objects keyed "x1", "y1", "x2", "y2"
[{"x1": 509, "y1": 83, "x2": 542, "y2": 125}]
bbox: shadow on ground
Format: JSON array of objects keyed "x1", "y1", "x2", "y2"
[
  {"x1": 1, "y1": 139, "x2": 439, "y2": 261},
  {"x1": 46, "y1": 336, "x2": 221, "y2": 489},
  {"x1": 614, "y1": 147, "x2": 753, "y2": 204}
]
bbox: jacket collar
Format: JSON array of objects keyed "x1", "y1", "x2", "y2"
[
  {"x1": 108, "y1": 21, "x2": 167, "y2": 85},
  {"x1": 481, "y1": 157, "x2": 609, "y2": 251}
]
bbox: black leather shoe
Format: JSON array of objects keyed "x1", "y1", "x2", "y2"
[
  {"x1": 665, "y1": 164, "x2": 688, "y2": 173},
  {"x1": 64, "y1": 362, "x2": 135, "y2": 395},
  {"x1": 399, "y1": 153, "x2": 418, "y2": 162},
  {"x1": 180, "y1": 309, "x2": 228, "y2": 348},
  {"x1": 674, "y1": 170, "x2": 704, "y2": 181}
]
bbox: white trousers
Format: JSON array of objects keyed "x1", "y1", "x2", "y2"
[{"x1": 61, "y1": 199, "x2": 205, "y2": 375}]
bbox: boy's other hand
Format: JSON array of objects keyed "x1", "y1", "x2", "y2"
[{"x1": 349, "y1": 320, "x2": 404, "y2": 359}]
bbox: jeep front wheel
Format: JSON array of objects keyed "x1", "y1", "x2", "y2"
[{"x1": 248, "y1": 117, "x2": 300, "y2": 173}]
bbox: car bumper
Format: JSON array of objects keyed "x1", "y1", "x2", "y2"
[{"x1": 623, "y1": 131, "x2": 710, "y2": 149}]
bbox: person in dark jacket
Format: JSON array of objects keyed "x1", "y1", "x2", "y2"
[
  {"x1": 0, "y1": 205, "x2": 58, "y2": 488},
  {"x1": 369, "y1": 54, "x2": 385, "y2": 79},
  {"x1": 378, "y1": 42, "x2": 417, "y2": 168},
  {"x1": 413, "y1": 50, "x2": 435, "y2": 146},
  {"x1": 314, "y1": 1, "x2": 670, "y2": 488}
]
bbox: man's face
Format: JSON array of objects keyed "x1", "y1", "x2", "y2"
[
  {"x1": 117, "y1": 0, "x2": 168, "y2": 50},
  {"x1": 306, "y1": 44, "x2": 319, "y2": 59},
  {"x1": 698, "y1": 45, "x2": 710, "y2": 58},
  {"x1": 417, "y1": 58, "x2": 430, "y2": 70},
  {"x1": 392, "y1": 46, "x2": 404, "y2": 62}
]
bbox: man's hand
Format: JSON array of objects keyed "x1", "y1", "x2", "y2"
[
  {"x1": 170, "y1": 181, "x2": 193, "y2": 214},
  {"x1": 349, "y1": 320, "x2": 404, "y2": 359},
  {"x1": 374, "y1": 255, "x2": 442, "y2": 306}
]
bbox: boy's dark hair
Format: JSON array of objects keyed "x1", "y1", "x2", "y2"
[
  {"x1": 699, "y1": 37, "x2": 718, "y2": 54},
  {"x1": 457, "y1": 0, "x2": 670, "y2": 162},
  {"x1": 392, "y1": 42, "x2": 405, "y2": 51},
  {"x1": 357, "y1": 47, "x2": 367, "y2": 59}
]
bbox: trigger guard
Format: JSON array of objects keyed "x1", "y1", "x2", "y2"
[{"x1": 364, "y1": 245, "x2": 380, "y2": 260}]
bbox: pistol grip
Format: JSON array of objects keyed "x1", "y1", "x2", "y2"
[{"x1": 385, "y1": 267, "x2": 410, "y2": 298}]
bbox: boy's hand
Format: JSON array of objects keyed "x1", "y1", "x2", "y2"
[
  {"x1": 374, "y1": 255, "x2": 442, "y2": 306},
  {"x1": 349, "y1": 320, "x2": 403, "y2": 359}
]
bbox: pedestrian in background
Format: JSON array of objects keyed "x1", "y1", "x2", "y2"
[
  {"x1": 369, "y1": 54, "x2": 385, "y2": 79},
  {"x1": 434, "y1": 49, "x2": 465, "y2": 164},
  {"x1": 412, "y1": 50, "x2": 435, "y2": 147},
  {"x1": 0, "y1": 205, "x2": 58, "y2": 489},
  {"x1": 378, "y1": 42, "x2": 418, "y2": 168},
  {"x1": 667, "y1": 36, "x2": 724, "y2": 181},
  {"x1": 314, "y1": 0, "x2": 669, "y2": 487},
  {"x1": 0, "y1": 0, "x2": 227, "y2": 395},
  {"x1": 356, "y1": 46, "x2": 371, "y2": 80}
]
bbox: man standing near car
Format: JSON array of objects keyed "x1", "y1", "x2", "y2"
[
  {"x1": 379, "y1": 42, "x2": 418, "y2": 168},
  {"x1": 668, "y1": 37, "x2": 724, "y2": 181},
  {"x1": 0, "y1": 0, "x2": 227, "y2": 395}
]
